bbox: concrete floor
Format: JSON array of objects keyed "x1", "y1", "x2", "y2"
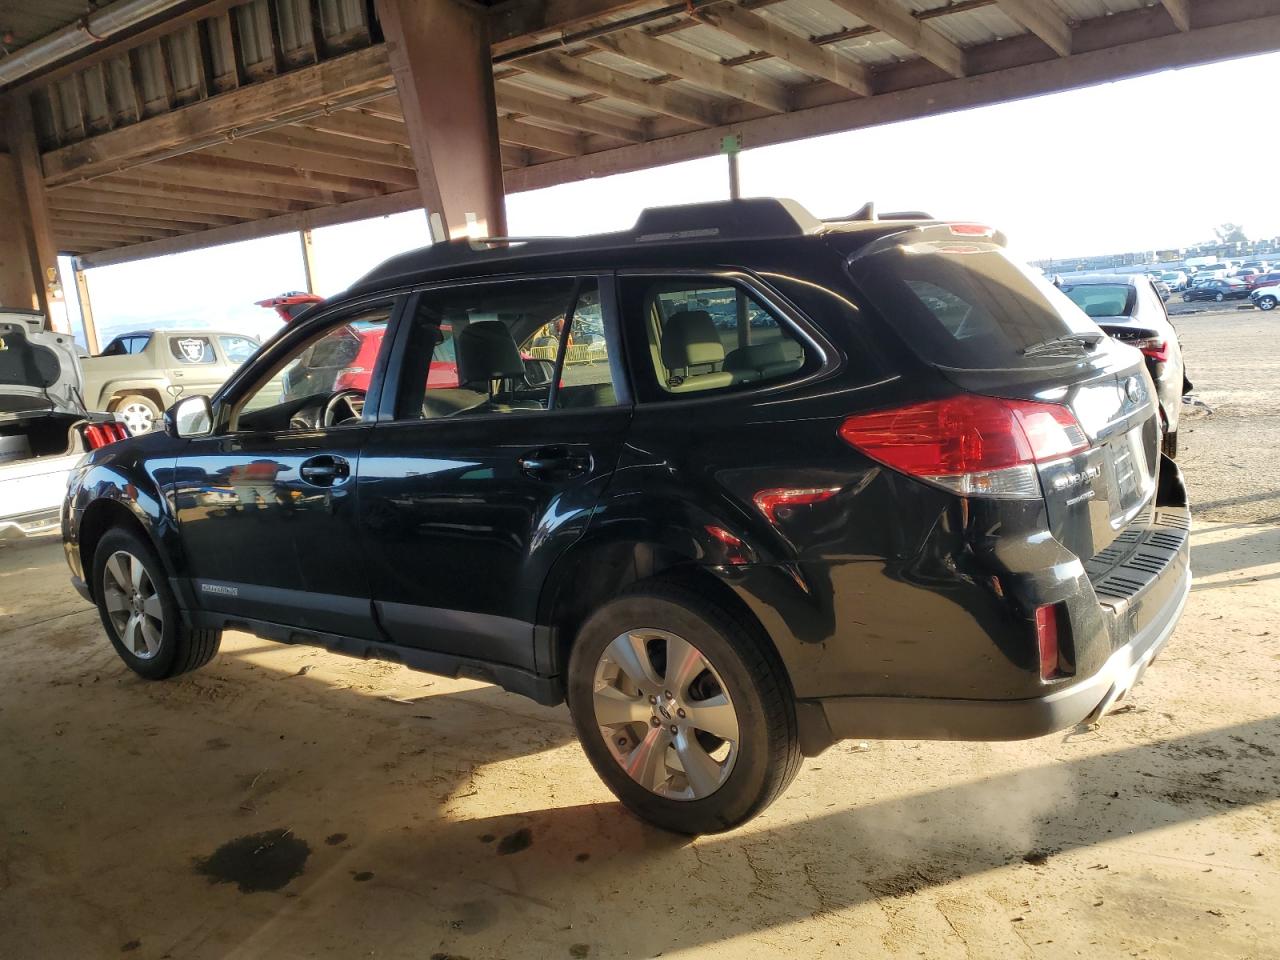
[{"x1": 2, "y1": 310, "x2": 1279, "y2": 959}]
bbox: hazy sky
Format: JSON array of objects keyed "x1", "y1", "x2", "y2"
[{"x1": 68, "y1": 48, "x2": 1280, "y2": 346}]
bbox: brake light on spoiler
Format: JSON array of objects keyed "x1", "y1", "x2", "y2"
[{"x1": 838, "y1": 395, "x2": 1088, "y2": 499}]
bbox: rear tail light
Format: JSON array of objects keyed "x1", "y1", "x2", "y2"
[
  {"x1": 1133, "y1": 337, "x2": 1168, "y2": 363},
  {"x1": 83, "y1": 421, "x2": 130, "y2": 449},
  {"x1": 1035, "y1": 603, "x2": 1063, "y2": 681},
  {"x1": 948, "y1": 223, "x2": 996, "y2": 238},
  {"x1": 838, "y1": 395, "x2": 1088, "y2": 499}
]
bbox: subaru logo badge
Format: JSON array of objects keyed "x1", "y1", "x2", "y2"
[{"x1": 1124, "y1": 376, "x2": 1142, "y2": 403}]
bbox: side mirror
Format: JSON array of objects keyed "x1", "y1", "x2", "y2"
[
  {"x1": 166, "y1": 395, "x2": 213, "y2": 438},
  {"x1": 523, "y1": 357, "x2": 555, "y2": 387}
]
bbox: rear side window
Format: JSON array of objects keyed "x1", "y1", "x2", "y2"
[
  {"x1": 1059, "y1": 283, "x2": 1136, "y2": 319},
  {"x1": 219, "y1": 335, "x2": 259, "y2": 364},
  {"x1": 620, "y1": 277, "x2": 810, "y2": 398},
  {"x1": 847, "y1": 236, "x2": 1100, "y2": 369},
  {"x1": 168, "y1": 335, "x2": 215, "y2": 364}
]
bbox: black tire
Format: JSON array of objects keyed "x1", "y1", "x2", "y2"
[
  {"x1": 1162, "y1": 430, "x2": 1178, "y2": 459},
  {"x1": 1214, "y1": 292, "x2": 1225, "y2": 302},
  {"x1": 567, "y1": 580, "x2": 801, "y2": 834},
  {"x1": 1182, "y1": 293, "x2": 1192, "y2": 303},
  {"x1": 92, "y1": 527, "x2": 221, "y2": 680},
  {"x1": 1259, "y1": 296, "x2": 1277, "y2": 312}
]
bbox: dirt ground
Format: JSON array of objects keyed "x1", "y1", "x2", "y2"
[{"x1": 2, "y1": 308, "x2": 1278, "y2": 960}]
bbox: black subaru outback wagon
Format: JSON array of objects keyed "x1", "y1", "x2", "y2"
[{"x1": 63, "y1": 199, "x2": 1191, "y2": 834}]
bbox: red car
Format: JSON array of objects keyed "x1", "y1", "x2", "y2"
[{"x1": 260, "y1": 293, "x2": 459, "y2": 397}]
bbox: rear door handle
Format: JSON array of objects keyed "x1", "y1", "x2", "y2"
[
  {"x1": 300, "y1": 454, "x2": 350, "y2": 487},
  {"x1": 518, "y1": 446, "x2": 591, "y2": 480}
]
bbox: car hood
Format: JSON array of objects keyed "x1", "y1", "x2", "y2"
[{"x1": 0, "y1": 318, "x2": 86, "y2": 420}]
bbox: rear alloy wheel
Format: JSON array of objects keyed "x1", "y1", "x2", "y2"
[
  {"x1": 1182, "y1": 293, "x2": 1192, "y2": 303},
  {"x1": 1259, "y1": 296, "x2": 1277, "y2": 312},
  {"x1": 93, "y1": 528, "x2": 221, "y2": 680},
  {"x1": 592, "y1": 629, "x2": 740, "y2": 801},
  {"x1": 114, "y1": 394, "x2": 161, "y2": 435},
  {"x1": 567, "y1": 582, "x2": 801, "y2": 834}
]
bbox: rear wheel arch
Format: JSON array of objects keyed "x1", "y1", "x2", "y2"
[
  {"x1": 541, "y1": 541, "x2": 786, "y2": 686},
  {"x1": 107, "y1": 387, "x2": 165, "y2": 411}
]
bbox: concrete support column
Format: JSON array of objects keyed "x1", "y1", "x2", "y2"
[
  {"x1": 376, "y1": 0, "x2": 507, "y2": 242},
  {"x1": 5, "y1": 94, "x2": 62, "y2": 322}
]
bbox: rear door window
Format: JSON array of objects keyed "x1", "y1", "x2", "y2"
[
  {"x1": 619, "y1": 277, "x2": 811, "y2": 399},
  {"x1": 168, "y1": 335, "x2": 215, "y2": 364},
  {"x1": 846, "y1": 231, "x2": 1101, "y2": 369}
]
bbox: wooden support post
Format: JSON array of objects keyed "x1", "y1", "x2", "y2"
[
  {"x1": 6, "y1": 94, "x2": 63, "y2": 324},
  {"x1": 376, "y1": 0, "x2": 506, "y2": 241},
  {"x1": 74, "y1": 266, "x2": 100, "y2": 356},
  {"x1": 299, "y1": 228, "x2": 318, "y2": 294},
  {"x1": 0, "y1": 151, "x2": 41, "y2": 310}
]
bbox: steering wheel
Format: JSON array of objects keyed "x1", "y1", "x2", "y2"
[{"x1": 323, "y1": 389, "x2": 366, "y2": 427}]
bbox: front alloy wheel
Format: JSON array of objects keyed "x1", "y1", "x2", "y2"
[
  {"x1": 1259, "y1": 296, "x2": 1277, "y2": 311},
  {"x1": 1215, "y1": 292, "x2": 1225, "y2": 302},
  {"x1": 102, "y1": 550, "x2": 164, "y2": 659},
  {"x1": 593, "y1": 629, "x2": 740, "y2": 800}
]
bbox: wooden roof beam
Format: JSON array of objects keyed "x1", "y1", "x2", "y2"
[
  {"x1": 75, "y1": 190, "x2": 424, "y2": 270},
  {"x1": 517, "y1": 51, "x2": 723, "y2": 125},
  {"x1": 1162, "y1": 0, "x2": 1192, "y2": 31},
  {"x1": 158, "y1": 154, "x2": 385, "y2": 198},
  {"x1": 199, "y1": 140, "x2": 419, "y2": 189},
  {"x1": 47, "y1": 193, "x2": 243, "y2": 226},
  {"x1": 497, "y1": 117, "x2": 585, "y2": 156},
  {"x1": 41, "y1": 45, "x2": 394, "y2": 186},
  {"x1": 301, "y1": 110, "x2": 410, "y2": 146},
  {"x1": 994, "y1": 0, "x2": 1072, "y2": 56},
  {"x1": 125, "y1": 159, "x2": 353, "y2": 205},
  {"x1": 697, "y1": 5, "x2": 873, "y2": 97},
  {"x1": 63, "y1": 177, "x2": 298, "y2": 217},
  {"x1": 248, "y1": 127, "x2": 417, "y2": 168},
  {"x1": 589, "y1": 28, "x2": 793, "y2": 113},
  {"x1": 49, "y1": 208, "x2": 200, "y2": 233},
  {"x1": 827, "y1": 0, "x2": 966, "y2": 77},
  {"x1": 496, "y1": 85, "x2": 649, "y2": 142}
]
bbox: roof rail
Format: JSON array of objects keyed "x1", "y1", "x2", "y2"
[{"x1": 350, "y1": 198, "x2": 826, "y2": 293}]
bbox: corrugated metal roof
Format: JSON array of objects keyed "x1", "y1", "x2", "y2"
[{"x1": 0, "y1": 0, "x2": 95, "y2": 51}]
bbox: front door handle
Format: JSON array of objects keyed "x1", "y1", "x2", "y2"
[
  {"x1": 518, "y1": 446, "x2": 591, "y2": 481},
  {"x1": 300, "y1": 454, "x2": 350, "y2": 487}
]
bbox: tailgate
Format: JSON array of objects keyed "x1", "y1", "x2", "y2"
[{"x1": 841, "y1": 225, "x2": 1160, "y2": 560}]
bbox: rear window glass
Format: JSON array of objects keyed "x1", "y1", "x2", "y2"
[
  {"x1": 1059, "y1": 283, "x2": 1136, "y2": 319},
  {"x1": 847, "y1": 237, "x2": 1099, "y2": 369},
  {"x1": 168, "y1": 335, "x2": 215, "y2": 364}
]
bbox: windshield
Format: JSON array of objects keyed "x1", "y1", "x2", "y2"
[
  {"x1": 1059, "y1": 283, "x2": 1136, "y2": 318},
  {"x1": 846, "y1": 234, "x2": 1101, "y2": 369}
]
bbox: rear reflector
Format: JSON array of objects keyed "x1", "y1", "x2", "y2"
[
  {"x1": 1035, "y1": 604, "x2": 1061, "y2": 681},
  {"x1": 838, "y1": 395, "x2": 1088, "y2": 499},
  {"x1": 752, "y1": 486, "x2": 841, "y2": 524},
  {"x1": 83, "y1": 421, "x2": 131, "y2": 449}
]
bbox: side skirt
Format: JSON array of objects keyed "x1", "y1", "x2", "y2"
[{"x1": 185, "y1": 608, "x2": 565, "y2": 706}]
